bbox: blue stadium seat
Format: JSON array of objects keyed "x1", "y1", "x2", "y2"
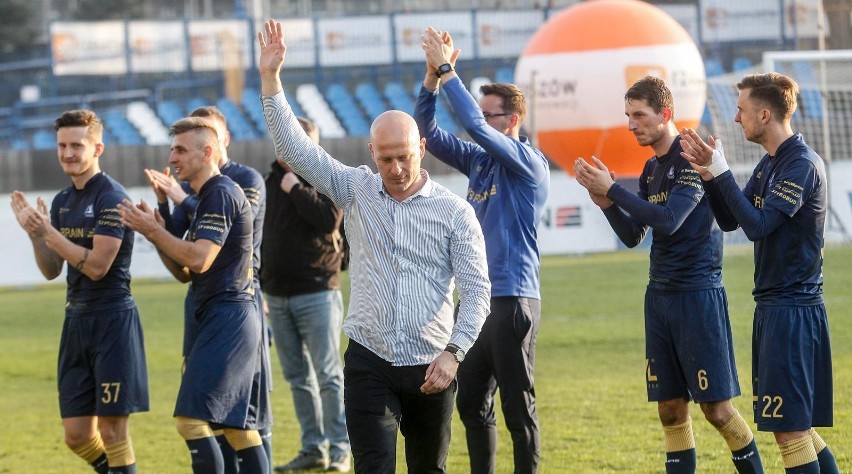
[
  {"x1": 732, "y1": 56, "x2": 753, "y2": 72},
  {"x1": 11, "y1": 137, "x2": 29, "y2": 150},
  {"x1": 791, "y1": 62, "x2": 824, "y2": 119},
  {"x1": 708, "y1": 82, "x2": 738, "y2": 122},
  {"x1": 186, "y1": 97, "x2": 207, "y2": 114},
  {"x1": 216, "y1": 97, "x2": 260, "y2": 141},
  {"x1": 384, "y1": 81, "x2": 414, "y2": 115},
  {"x1": 32, "y1": 129, "x2": 55, "y2": 150},
  {"x1": 495, "y1": 67, "x2": 515, "y2": 84},
  {"x1": 354, "y1": 82, "x2": 386, "y2": 121},
  {"x1": 102, "y1": 109, "x2": 145, "y2": 146},
  {"x1": 157, "y1": 100, "x2": 184, "y2": 127},
  {"x1": 704, "y1": 58, "x2": 725, "y2": 77},
  {"x1": 326, "y1": 83, "x2": 370, "y2": 136}
]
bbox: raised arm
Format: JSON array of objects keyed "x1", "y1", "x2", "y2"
[{"x1": 259, "y1": 19, "x2": 356, "y2": 208}]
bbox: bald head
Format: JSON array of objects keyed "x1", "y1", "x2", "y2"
[
  {"x1": 368, "y1": 110, "x2": 426, "y2": 201},
  {"x1": 370, "y1": 110, "x2": 420, "y2": 145}
]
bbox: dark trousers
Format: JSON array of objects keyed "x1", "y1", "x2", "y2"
[
  {"x1": 457, "y1": 297, "x2": 541, "y2": 474},
  {"x1": 343, "y1": 340, "x2": 455, "y2": 474}
]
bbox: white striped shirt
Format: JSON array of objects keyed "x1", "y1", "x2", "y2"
[{"x1": 262, "y1": 91, "x2": 490, "y2": 366}]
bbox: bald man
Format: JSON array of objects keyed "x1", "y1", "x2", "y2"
[{"x1": 258, "y1": 19, "x2": 491, "y2": 473}]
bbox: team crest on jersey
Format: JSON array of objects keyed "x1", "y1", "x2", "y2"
[
  {"x1": 667, "y1": 167, "x2": 674, "y2": 179},
  {"x1": 84, "y1": 204, "x2": 94, "y2": 217}
]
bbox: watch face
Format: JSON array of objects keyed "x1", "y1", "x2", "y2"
[
  {"x1": 455, "y1": 349, "x2": 465, "y2": 363},
  {"x1": 438, "y1": 64, "x2": 452, "y2": 76}
]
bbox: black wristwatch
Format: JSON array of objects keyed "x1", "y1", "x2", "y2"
[
  {"x1": 445, "y1": 344, "x2": 465, "y2": 363},
  {"x1": 436, "y1": 63, "x2": 454, "y2": 78}
]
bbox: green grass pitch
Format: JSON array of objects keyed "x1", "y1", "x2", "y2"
[{"x1": 0, "y1": 245, "x2": 849, "y2": 472}]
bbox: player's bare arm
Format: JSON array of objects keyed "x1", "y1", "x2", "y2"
[{"x1": 117, "y1": 199, "x2": 221, "y2": 276}]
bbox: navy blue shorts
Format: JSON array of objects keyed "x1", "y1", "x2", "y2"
[
  {"x1": 645, "y1": 287, "x2": 741, "y2": 403},
  {"x1": 58, "y1": 302, "x2": 149, "y2": 418},
  {"x1": 752, "y1": 304, "x2": 833, "y2": 432},
  {"x1": 174, "y1": 302, "x2": 263, "y2": 429}
]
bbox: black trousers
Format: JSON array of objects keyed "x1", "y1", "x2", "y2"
[
  {"x1": 457, "y1": 297, "x2": 541, "y2": 474},
  {"x1": 343, "y1": 340, "x2": 455, "y2": 474}
]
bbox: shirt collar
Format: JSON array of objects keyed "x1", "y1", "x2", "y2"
[{"x1": 375, "y1": 169, "x2": 434, "y2": 201}]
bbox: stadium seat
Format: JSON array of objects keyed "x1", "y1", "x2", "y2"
[
  {"x1": 127, "y1": 101, "x2": 170, "y2": 145},
  {"x1": 495, "y1": 67, "x2": 515, "y2": 84},
  {"x1": 790, "y1": 62, "x2": 824, "y2": 119},
  {"x1": 354, "y1": 82, "x2": 386, "y2": 121},
  {"x1": 216, "y1": 97, "x2": 260, "y2": 141},
  {"x1": 325, "y1": 83, "x2": 370, "y2": 136},
  {"x1": 32, "y1": 129, "x2": 55, "y2": 150},
  {"x1": 704, "y1": 58, "x2": 725, "y2": 77},
  {"x1": 295, "y1": 84, "x2": 346, "y2": 138},
  {"x1": 102, "y1": 109, "x2": 145, "y2": 146},
  {"x1": 384, "y1": 81, "x2": 414, "y2": 115},
  {"x1": 156, "y1": 100, "x2": 184, "y2": 127},
  {"x1": 732, "y1": 56, "x2": 753, "y2": 72}
]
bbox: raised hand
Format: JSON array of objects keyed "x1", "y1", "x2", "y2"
[
  {"x1": 422, "y1": 27, "x2": 460, "y2": 71},
  {"x1": 258, "y1": 19, "x2": 286, "y2": 78}
]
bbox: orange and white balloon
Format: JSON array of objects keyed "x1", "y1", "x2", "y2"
[{"x1": 515, "y1": 0, "x2": 706, "y2": 177}]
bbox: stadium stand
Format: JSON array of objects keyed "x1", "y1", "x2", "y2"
[
  {"x1": 384, "y1": 81, "x2": 415, "y2": 115},
  {"x1": 216, "y1": 97, "x2": 261, "y2": 141},
  {"x1": 295, "y1": 83, "x2": 346, "y2": 138},
  {"x1": 326, "y1": 83, "x2": 371, "y2": 136},
  {"x1": 495, "y1": 67, "x2": 515, "y2": 84},
  {"x1": 354, "y1": 81, "x2": 387, "y2": 121},
  {"x1": 156, "y1": 100, "x2": 184, "y2": 128},
  {"x1": 732, "y1": 56, "x2": 753, "y2": 72},
  {"x1": 126, "y1": 101, "x2": 170, "y2": 146},
  {"x1": 704, "y1": 57, "x2": 725, "y2": 77},
  {"x1": 102, "y1": 109, "x2": 146, "y2": 146}
]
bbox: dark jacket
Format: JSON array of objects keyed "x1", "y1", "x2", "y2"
[{"x1": 259, "y1": 160, "x2": 344, "y2": 296}]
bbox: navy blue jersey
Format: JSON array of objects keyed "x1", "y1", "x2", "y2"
[
  {"x1": 709, "y1": 134, "x2": 826, "y2": 305},
  {"x1": 164, "y1": 161, "x2": 265, "y2": 277},
  {"x1": 50, "y1": 172, "x2": 135, "y2": 307},
  {"x1": 603, "y1": 139, "x2": 723, "y2": 290},
  {"x1": 188, "y1": 174, "x2": 255, "y2": 314}
]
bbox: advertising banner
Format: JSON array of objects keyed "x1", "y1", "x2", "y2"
[
  {"x1": 129, "y1": 21, "x2": 187, "y2": 73},
  {"x1": 476, "y1": 10, "x2": 544, "y2": 59},
  {"x1": 393, "y1": 12, "x2": 474, "y2": 63},
  {"x1": 51, "y1": 21, "x2": 127, "y2": 75},
  {"x1": 187, "y1": 20, "x2": 251, "y2": 71},
  {"x1": 317, "y1": 16, "x2": 393, "y2": 66}
]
